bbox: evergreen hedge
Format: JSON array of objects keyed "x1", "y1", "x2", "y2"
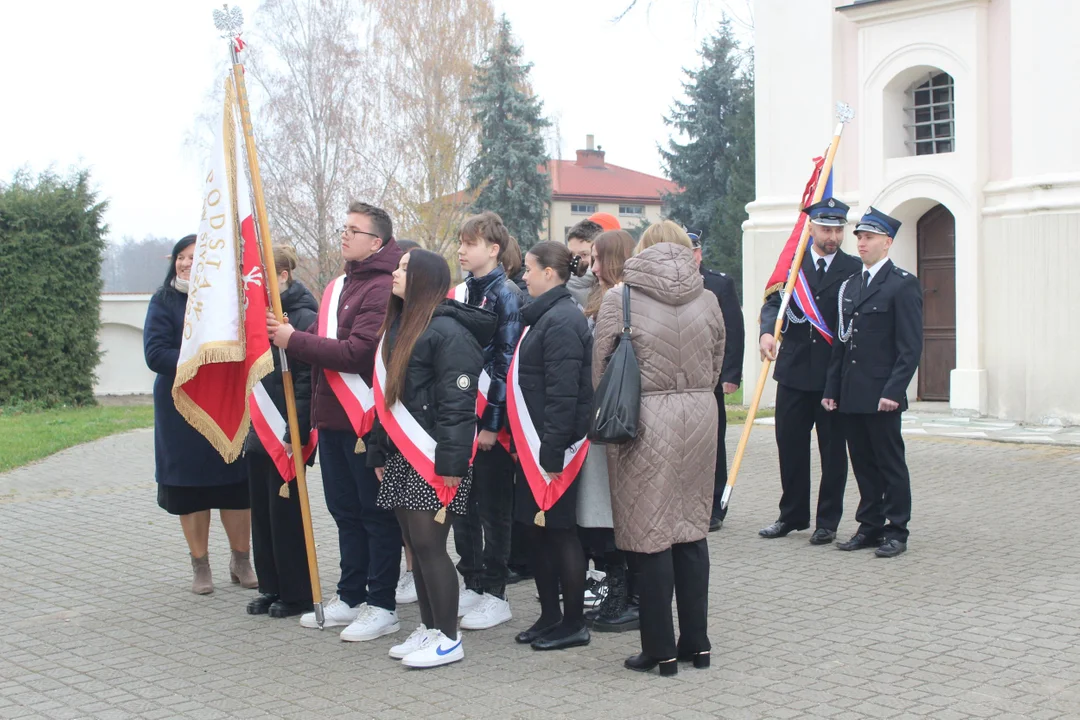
[{"x1": 0, "y1": 170, "x2": 108, "y2": 407}]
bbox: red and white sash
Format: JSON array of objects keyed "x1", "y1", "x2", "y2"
[
  {"x1": 319, "y1": 275, "x2": 376, "y2": 438},
  {"x1": 447, "y1": 283, "x2": 512, "y2": 453},
  {"x1": 249, "y1": 381, "x2": 318, "y2": 482},
  {"x1": 373, "y1": 337, "x2": 477, "y2": 516},
  {"x1": 506, "y1": 327, "x2": 590, "y2": 525}
]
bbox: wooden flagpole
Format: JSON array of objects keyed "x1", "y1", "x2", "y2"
[
  {"x1": 720, "y1": 102, "x2": 855, "y2": 512},
  {"x1": 215, "y1": 6, "x2": 326, "y2": 628}
]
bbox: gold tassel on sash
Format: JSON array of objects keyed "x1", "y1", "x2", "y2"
[
  {"x1": 279, "y1": 481, "x2": 291, "y2": 499},
  {"x1": 434, "y1": 506, "x2": 447, "y2": 524},
  {"x1": 534, "y1": 510, "x2": 546, "y2": 527},
  {"x1": 354, "y1": 437, "x2": 366, "y2": 454}
]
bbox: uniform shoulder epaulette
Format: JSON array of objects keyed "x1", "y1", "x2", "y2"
[{"x1": 892, "y1": 265, "x2": 913, "y2": 278}]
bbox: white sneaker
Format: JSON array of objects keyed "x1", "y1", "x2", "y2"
[
  {"x1": 458, "y1": 587, "x2": 484, "y2": 617},
  {"x1": 584, "y1": 569, "x2": 608, "y2": 609},
  {"x1": 389, "y1": 624, "x2": 433, "y2": 659},
  {"x1": 299, "y1": 594, "x2": 361, "y2": 629},
  {"x1": 339, "y1": 604, "x2": 400, "y2": 642},
  {"x1": 396, "y1": 571, "x2": 418, "y2": 604},
  {"x1": 459, "y1": 593, "x2": 512, "y2": 630},
  {"x1": 401, "y1": 630, "x2": 464, "y2": 668}
]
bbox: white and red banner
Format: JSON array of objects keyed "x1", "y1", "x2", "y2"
[
  {"x1": 450, "y1": 281, "x2": 468, "y2": 303},
  {"x1": 506, "y1": 328, "x2": 590, "y2": 522},
  {"x1": 373, "y1": 338, "x2": 474, "y2": 510},
  {"x1": 249, "y1": 381, "x2": 318, "y2": 481},
  {"x1": 318, "y1": 275, "x2": 377, "y2": 438},
  {"x1": 173, "y1": 76, "x2": 272, "y2": 462}
]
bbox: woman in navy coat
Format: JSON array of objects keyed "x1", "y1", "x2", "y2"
[{"x1": 143, "y1": 235, "x2": 256, "y2": 595}]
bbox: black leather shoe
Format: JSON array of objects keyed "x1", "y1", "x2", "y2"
[
  {"x1": 506, "y1": 568, "x2": 533, "y2": 585},
  {"x1": 515, "y1": 621, "x2": 560, "y2": 644},
  {"x1": 268, "y1": 599, "x2": 313, "y2": 618},
  {"x1": 625, "y1": 653, "x2": 678, "y2": 676},
  {"x1": 246, "y1": 593, "x2": 277, "y2": 615},
  {"x1": 836, "y1": 533, "x2": 882, "y2": 551},
  {"x1": 709, "y1": 517, "x2": 723, "y2": 532},
  {"x1": 809, "y1": 528, "x2": 837, "y2": 545},
  {"x1": 531, "y1": 624, "x2": 590, "y2": 651},
  {"x1": 758, "y1": 520, "x2": 808, "y2": 538},
  {"x1": 875, "y1": 539, "x2": 907, "y2": 558},
  {"x1": 677, "y1": 650, "x2": 711, "y2": 669}
]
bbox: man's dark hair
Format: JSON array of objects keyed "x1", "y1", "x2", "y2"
[
  {"x1": 347, "y1": 201, "x2": 394, "y2": 242},
  {"x1": 567, "y1": 219, "x2": 603, "y2": 244}
]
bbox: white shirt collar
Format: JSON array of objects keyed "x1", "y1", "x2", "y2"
[
  {"x1": 809, "y1": 245, "x2": 836, "y2": 270},
  {"x1": 863, "y1": 256, "x2": 890, "y2": 283}
]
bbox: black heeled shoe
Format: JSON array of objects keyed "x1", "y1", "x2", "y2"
[
  {"x1": 624, "y1": 653, "x2": 678, "y2": 676},
  {"x1": 246, "y1": 593, "x2": 278, "y2": 615},
  {"x1": 677, "y1": 650, "x2": 710, "y2": 669}
]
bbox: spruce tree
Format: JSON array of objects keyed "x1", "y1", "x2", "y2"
[
  {"x1": 467, "y1": 15, "x2": 551, "y2": 249},
  {"x1": 660, "y1": 18, "x2": 754, "y2": 287}
]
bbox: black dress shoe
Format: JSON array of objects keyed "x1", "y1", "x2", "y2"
[
  {"x1": 836, "y1": 532, "x2": 882, "y2": 551},
  {"x1": 624, "y1": 653, "x2": 678, "y2": 676},
  {"x1": 515, "y1": 621, "x2": 560, "y2": 644},
  {"x1": 758, "y1": 520, "x2": 809, "y2": 538},
  {"x1": 531, "y1": 624, "x2": 590, "y2": 651},
  {"x1": 809, "y1": 528, "x2": 837, "y2": 545},
  {"x1": 676, "y1": 650, "x2": 711, "y2": 669},
  {"x1": 875, "y1": 539, "x2": 907, "y2": 558},
  {"x1": 709, "y1": 517, "x2": 723, "y2": 532},
  {"x1": 246, "y1": 593, "x2": 278, "y2": 615},
  {"x1": 506, "y1": 568, "x2": 533, "y2": 585},
  {"x1": 268, "y1": 599, "x2": 313, "y2": 618}
]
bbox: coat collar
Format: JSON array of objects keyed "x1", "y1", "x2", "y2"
[
  {"x1": 803, "y1": 247, "x2": 854, "y2": 292},
  {"x1": 853, "y1": 258, "x2": 894, "y2": 308},
  {"x1": 465, "y1": 265, "x2": 507, "y2": 297},
  {"x1": 521, "y1": 284, "x2": 572, "y2": 326}
]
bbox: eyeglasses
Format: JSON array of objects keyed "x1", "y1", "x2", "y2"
[{"x1": 338, "y1": 226, "x2": 380, "y2": 240}]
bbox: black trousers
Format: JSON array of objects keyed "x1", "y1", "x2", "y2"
[
  {"x1": 630, "y1": 539, "x2": 710, "y2": 660},
  {"x1": 774, "y1": 384, "x2": 849, "y2": 530},
  {"x1": 508, "y1": 463, "x2": 531, "y2": 573},
  {"x1": 452, "y1": 442, "x2": 514, "y2": 597},
  {"x1": 843, "y1": 411, "x2": 911, "y2": 542},
  {"x1": 247, "y1": 452, "x2": 312, "y2": 603},
  {"x1": 318, "y1": 429, "x2": 402, "y2": 610},
  {"x1": 711, "y1": 390, "x2": 729, "y2": 521}
]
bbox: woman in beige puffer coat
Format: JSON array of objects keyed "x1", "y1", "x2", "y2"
[{"x1": 593, "y1": 221, "x2": 725, "y2": 676}]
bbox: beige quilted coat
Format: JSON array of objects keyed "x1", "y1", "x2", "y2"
[{"x1": 593, "y1": 243, "x2": 726, "y2": 554}]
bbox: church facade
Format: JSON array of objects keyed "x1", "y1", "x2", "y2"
[{"x1": 742, "y1": 0, "x2": 1080, "y2": 423}]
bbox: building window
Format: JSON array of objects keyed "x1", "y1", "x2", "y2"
[
  {"x1": 571, "y1": 203, "x2": 597, "y2": 214},
  {"x1": 619, "y1": 204, "x2": 645, "y2": 216},
  {"x1": 905, "y1": 71, "x2": 954, "y2": 155}
]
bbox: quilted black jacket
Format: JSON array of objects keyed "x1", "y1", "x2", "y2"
[{"x1": 464, "y1": 266, "x2": 523, "y2": 433}]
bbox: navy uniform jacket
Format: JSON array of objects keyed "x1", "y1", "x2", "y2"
[
  {"x1": 701, "y1": 266, "x2": 744, "y2": 389},
  {"x1": 759, "y1": 248, "x2": 863, "y2": 392},
  {"x1": 823, "y1": 260, "x2": 923, "y2": 414}
]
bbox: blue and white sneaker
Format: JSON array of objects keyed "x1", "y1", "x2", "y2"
[{"x1": 401, "y1": 630, "x2": 464, "y2": 668}]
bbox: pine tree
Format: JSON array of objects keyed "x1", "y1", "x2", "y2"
[
  {"x1": 660, "y1": 18, "x2": 754, "y2": 288},
  {"x1": 467, "y1": 15, "x2": 551, "y2": 249}
]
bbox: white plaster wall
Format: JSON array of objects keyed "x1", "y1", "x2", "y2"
[
  {"x1": 96, "y1": 295, "x2": 155, "y2": 396},
  {"x1": 546, "y1": 200, "x2": 663, "y2": 243}
]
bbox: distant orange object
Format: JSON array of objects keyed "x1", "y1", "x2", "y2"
[{"x1": 588, "y1": 212, "x2": 621, "y2": 231}]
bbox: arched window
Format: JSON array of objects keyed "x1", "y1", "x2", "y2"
[{"x1": 906, "y1": 72, "x2": 954, "y2": 155}]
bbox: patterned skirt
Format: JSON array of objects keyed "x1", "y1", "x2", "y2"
[{"x1": 376, "y1": 451, "x2": 472, "y2": 515}]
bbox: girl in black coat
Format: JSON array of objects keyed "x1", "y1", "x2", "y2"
[
  {"x1": 511, "y1": 241, "x2": 594, "y2": 651},
  {"x1": 244, "y1": 245, "x2": 320, "y2": 619},
  {"x1": 368, "y1": 249, "x2": 495, "y2": 668}
]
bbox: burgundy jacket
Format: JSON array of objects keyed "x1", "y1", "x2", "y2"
[{"x1": 287, "y1": 239, "x2": 403, "y2": 433}]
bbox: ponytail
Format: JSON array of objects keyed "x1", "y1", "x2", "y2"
[{"x1": 528, "y1": 241, "x2": 589, "y2": 283}]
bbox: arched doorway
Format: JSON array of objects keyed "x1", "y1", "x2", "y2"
[{"x1": 917, "y1": 204, "x2": 956, "y2": 400}]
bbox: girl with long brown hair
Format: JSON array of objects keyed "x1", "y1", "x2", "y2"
[
  {"x1": 584, "y1": 230, "x2": 636, "y2": 320},
  {"x1": 367, "y1": 249, "x2": 495, "y2": 668}
]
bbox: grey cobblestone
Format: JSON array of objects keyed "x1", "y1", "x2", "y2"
[{"x1": 2, "y1": 429, "x2": 1079, "y2": 718}]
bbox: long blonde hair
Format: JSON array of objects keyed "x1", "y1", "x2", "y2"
[
  {"x1": 634, "y1": 220, "x2": 693, "y2": 254},
  {"x1": 585, "y1": 230, "x2": 635, "y2": 319}
]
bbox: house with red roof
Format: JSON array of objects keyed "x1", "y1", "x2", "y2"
[{"x1": 544, "y1": 135, "x2": 678, "y2": 242}]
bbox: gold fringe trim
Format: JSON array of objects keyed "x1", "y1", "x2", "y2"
[
  {"x1": 354, "y1": 437, "x2": 366, "y2": 454},
  {"x1": 434, "y1": 506, "x2": 447, "y2": 524},
  {"x1": 763, "y1": 282, "x2": 784, "y2": 302},
  {"x1": 174, "y1": 342, "x2": 244, "y2": 387},
  {"x1": 534, "y1": 510, "x2": 546, "y2": 527},
  {"x1": 279, "y1": 481, "x2": 291, "y2": 499}
]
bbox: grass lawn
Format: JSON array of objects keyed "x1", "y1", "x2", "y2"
[
  {"x1": 0, "y1": 405, "x2": 155, "y2": 473},
  {"x1": 725, "y1": 385, "x2": 775, "y2": 424}
]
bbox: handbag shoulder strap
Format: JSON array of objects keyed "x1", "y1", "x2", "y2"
[{"x1": 621, "y1": 283, "x2": 632, "y2": 334}]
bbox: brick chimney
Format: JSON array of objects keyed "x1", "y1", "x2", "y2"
[{"x1": 575, "y1": 134, "x2": 606, "y2": 168}]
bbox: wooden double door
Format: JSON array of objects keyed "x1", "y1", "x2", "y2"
[{"x1": 916, "y1": 204, "x2": 956, "y2": 401}]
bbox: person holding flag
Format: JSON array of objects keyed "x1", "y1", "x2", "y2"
[
  {"x1": 757, "y1": 197, "x2": 863, "y2": 545},
  {"x1": 367, "y1": 248, "x2": 494, "y2": 668},
  {"x1": 508, "y1": 241, "x2": 594, "y2": 651}
]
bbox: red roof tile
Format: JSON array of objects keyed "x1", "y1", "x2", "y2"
[{"x1": 544, "y1": 159, "x2": 678, "y2": 204}]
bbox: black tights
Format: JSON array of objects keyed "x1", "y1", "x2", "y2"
[
  {"x1": 523, "y1": 523, "x2": 586, "y2": 640},
  {"x1": 395, "y1": 509, "x2": 458, "y2": 639}
]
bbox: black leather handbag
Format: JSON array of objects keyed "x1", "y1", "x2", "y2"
[{"x1": 589, "y1": 284, "x2": 641, "y2": 444}]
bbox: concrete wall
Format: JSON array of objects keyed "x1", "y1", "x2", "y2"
[{"x1": 97, "y1": 294, "x2": 155, "y2": 396}]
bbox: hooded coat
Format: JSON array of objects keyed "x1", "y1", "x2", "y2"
[{"x1": 593, "y1": 243, "x2": 726, "y2": 554}]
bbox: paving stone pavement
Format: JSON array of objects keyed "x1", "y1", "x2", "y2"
[{"x1": 2, "y1": 428, "x2": 1080, "y2": 719}]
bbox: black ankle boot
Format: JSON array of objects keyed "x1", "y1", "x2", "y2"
[
  {"x1": 678, "y1": 650, "x2": 711, "y2": 669},
  {"x1": 591, "y1": 565, "x2": 640, "y2": 632},
  {"x1": 246, "y1": 593, "x2": 278, "y2": 615},
  {"x1": 624, "y1": 653, "x2": 678, "y2": 676}
]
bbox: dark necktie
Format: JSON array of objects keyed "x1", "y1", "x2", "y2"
[
  {"x1": 816, "y1": 258, "x2": 827, "y2": 284},
  {"x1": 862, "y1": 270, "x2": 871, "y2": 289}
]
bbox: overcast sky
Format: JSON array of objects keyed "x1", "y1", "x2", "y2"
[{"x1": 0, "y1": 0, "x2": 752, "y2": 245}]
